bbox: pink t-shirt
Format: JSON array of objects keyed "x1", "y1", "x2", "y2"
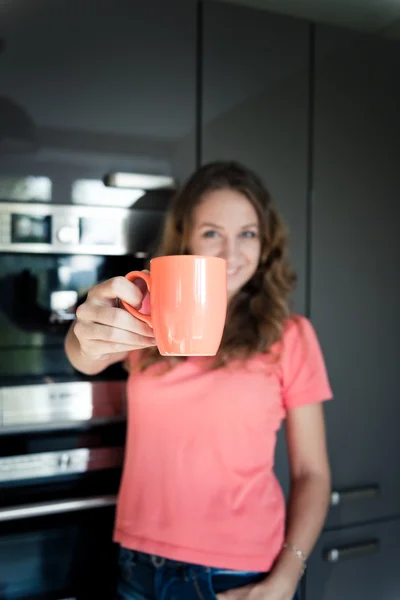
[{"x1": 113, "y1": 316, "x2": 332, "y2": 571}]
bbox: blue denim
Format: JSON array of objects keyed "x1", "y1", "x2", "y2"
[{"x1": 115, "y1": 547, "x2": 299, "y2": 600}]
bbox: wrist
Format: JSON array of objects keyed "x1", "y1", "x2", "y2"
[
  {"x1": 266, "y1": 547, "x2": 305, "y2": 592},
  {"x1": 282, "y1": 542, "x2": 307, "y2": 577}
]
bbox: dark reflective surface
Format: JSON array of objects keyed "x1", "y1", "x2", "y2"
[
  {"x1": 0, "y1": 251, "x2": 140, "y2": 378},
  {"x1": 0, "y1": 418, "x2": 125, "y2": 599},
  {"x1": 0, "y1": 506, "x2": 119, "y2": 599},
  {"x1": 312, "y1": 26, "x2": 400, "y2": 529},
  {"x1": 308, "y1": 519, "x2": 400, "y2": 600},
  {"x1": 1, "y1": 0, "x2": 196, "y2": 192}
]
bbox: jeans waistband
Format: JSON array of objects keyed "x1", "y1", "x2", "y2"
[
  {"x1": 121, "y1": 548, "x2": 262, "y2": 577},
  {"x1": 131, "y1": 550, "x2": 192, "y2": 569}
]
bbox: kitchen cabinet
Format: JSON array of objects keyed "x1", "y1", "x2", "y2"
[
  {"x1": 202, "y1": 1, "x2": 310, "y2": 316},
  {"x1": 312, "y1": 25, "x2": 400, "y2": 528},
  {"x1": 202, "y1": 1, "x2": 310, "y2": 495},
  {"x1": 1, "y1": 0, "x2": 196, "y2": 193},
  {"x1": 306, "y1": 518, "x2": 400, "y2": 600}
]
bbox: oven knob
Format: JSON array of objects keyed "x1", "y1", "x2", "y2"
[
  {"x1": 57, "y1": 226, "x2": 76, "y2": 244},
  {"x1": 58, "y1": 453, "x2": 72, "y2": 468}
]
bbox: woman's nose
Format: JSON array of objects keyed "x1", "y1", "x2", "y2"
[{"x1": 218, "y1": 238, "x2": 240, "y2": 261}]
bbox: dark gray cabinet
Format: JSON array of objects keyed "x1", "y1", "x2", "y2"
[
  {"x1": 312, "y1": 26, "x2": 400, "y2": 528},
  {"x1": 307, "y1": 517, "x2": 400, "y2": 600},
  {"x1": 1, "y1": 0, "x2": 196, "y2": 193},
  {"x1": 202, "y1": 9, "x2": 400, "y2": 597},
  {"x1": 202, "y1": 1, "x2": 310, "y2": 316},
  {"x1": 202, "y1": 1, "x2": 311, "y2": 496}
]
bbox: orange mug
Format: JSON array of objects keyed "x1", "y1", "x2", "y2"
[{"x1": 122, "y1": 255, "x2": 227, "y2": 356}]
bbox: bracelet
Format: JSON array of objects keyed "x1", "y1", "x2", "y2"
[{"x1": 282, "y1": 542, "x2": 307, "y2": 576}]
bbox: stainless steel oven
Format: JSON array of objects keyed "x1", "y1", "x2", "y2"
[
  {"x1": 0, "y1": 199, "x2": 167, "y2": 599},
  {"x1": 0, "y1": 380, "x2": 126, "y2": 599},
  {"x1": 0, "y1": 201, "x2": 164, "y2": 380}
]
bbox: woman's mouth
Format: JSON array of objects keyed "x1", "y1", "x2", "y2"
[{"x1": 227, "y1": 266, "x2": 241, "y2": 277}]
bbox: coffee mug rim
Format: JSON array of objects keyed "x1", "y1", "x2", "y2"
[{"x1": 150, "y1": 255, "x2": 226, "y2": 265}]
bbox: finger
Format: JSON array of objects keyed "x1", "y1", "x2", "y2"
[
  {"x1": 130, "y1": 269, "x2": 150, "y2": 298},
  {"x1": 75, "y1": 321, "x2": 156, "y2": 346},
  {"x1": 89, "y1": 276, "x2": 145, "y2": 308},
  {"x1": 132, "y1": 276, "x2": 148, "y2": 297},
  {"x1": 79, "y1": 304, "x2": 154, "y2": 337},
  {"x1": 83, "y1": 339, "x2": 157, "y2": 357}
]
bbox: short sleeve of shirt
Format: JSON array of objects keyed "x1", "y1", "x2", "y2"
[{"x1": 281, "y1": 316, "x2": 333, "y2": 410}]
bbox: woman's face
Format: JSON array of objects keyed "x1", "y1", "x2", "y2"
[{"x1": 188, "y1": 188, "x2": 261, "y2": 298}]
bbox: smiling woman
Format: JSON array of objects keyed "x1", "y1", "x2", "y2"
[
  {"x1": 139, "y1": 161, "x2": 296, "y2": 371},
  {"x1": 65, "y1": 160, "x2": 332, "y2": 600}
]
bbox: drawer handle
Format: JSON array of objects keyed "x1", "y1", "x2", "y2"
[
  {"x1": 323, "y1": 540, "x2": 379, "y2": 563},
  {"x1": 0, "y1": 494, "x2": 117, "y2": 522},
  {"x1": 330, "y1": 485, "x2": 379, "y2": 506}
]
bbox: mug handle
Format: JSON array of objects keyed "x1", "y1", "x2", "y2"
[{"x1": 121, "y1": 271, "x2": 152, "y2": 328}]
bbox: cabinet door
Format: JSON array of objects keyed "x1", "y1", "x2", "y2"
[
  {"x1": 1, "y1": 0, "x2": 196, "y2": 186},
  {"x1": 312, "y1": 26, "x2": 400, "y2": 526},
  {"x1": 202, "y1": 1, "x2": 310, "y2": 316},
  {"x1": 307, "y1": 518, "x2": 400, "y2": 600},
  {"x1": 202, "y1": 2, "x2": 310, "y2": 496}
]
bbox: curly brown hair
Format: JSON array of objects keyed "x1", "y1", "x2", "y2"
[{"x1": 136, "y1": 160, "x2": 296, "y2": 372}]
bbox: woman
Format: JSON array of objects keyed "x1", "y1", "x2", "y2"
[{"x1": 65, "y1": 161, "x2": 332, "y2": 600}]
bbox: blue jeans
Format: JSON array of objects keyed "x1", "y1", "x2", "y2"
[{"x1": 115, "y1": 548, "x2": 299, "y2": 600}]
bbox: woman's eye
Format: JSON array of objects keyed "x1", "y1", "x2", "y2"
[
  {"x1": 241, "y1": 230, "x2": 257, "y2": 238},
  {"x1": 202, "y1": 230, "x2": 219, "y2": 239}
]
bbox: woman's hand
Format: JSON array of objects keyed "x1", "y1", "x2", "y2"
[
  {"x1": 216, "y1": 576, "x2": 297, "y2": 600},
  {"x1": 73, "y1": 274, "x2": 156, "y2": 362}
]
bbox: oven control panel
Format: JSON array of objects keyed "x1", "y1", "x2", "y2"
[
  {"x1": 0, "y1": 447, "x2": 124, "y2": 483},
  {"x1": 0, "y1": 202, "x2": 134, "y2": 255}
]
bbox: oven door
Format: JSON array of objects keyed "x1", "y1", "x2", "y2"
[
  {"x1": 0, "y1": 250, "x2": 137, "y2": 380},
  {"x1": 0, "y1": 381, "x2": 126, "y2": 600},
  {"x1": 0, "y1": 491, "x2": 119, "y2": 600}
]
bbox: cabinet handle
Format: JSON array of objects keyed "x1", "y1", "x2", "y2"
[
  {"x1": 330, "y1": 485, "x2": 379, "y2": 506},
  {"x1": 323, "y1": 540, "x2": 379, "y2": 563},
  {"x1": 0, "y1": 494, "x2": 117, "y2": 522}
]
